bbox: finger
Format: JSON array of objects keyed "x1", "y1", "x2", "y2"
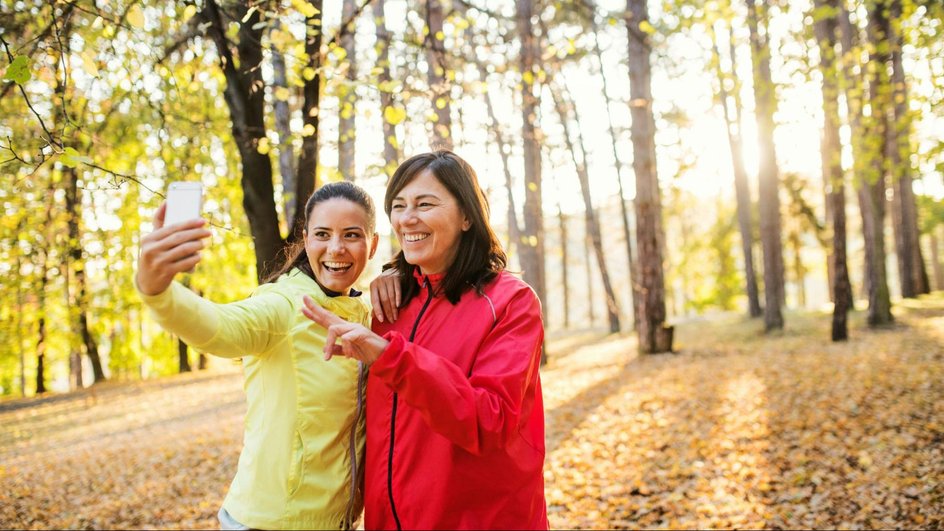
[
  {"x1": 154, "y1": 202, "x2": 167, "y2": 229},
  {"x1": 380, "y1": 280, "x2": 396, "y2": 323},
  {"x1": 322, "y1": 325, "x2": 341, "y2": 360},
  {"x1": 143, "y1": 239, "x2": 205, "y2": 268},
  {"x1": 370, "y1": 282, "x2": 384, "y2": 323},
  {"x1": 391, "y1": 278, "x2": 401, "y2": 320},
  {"x1": 148, "y1": 225, "x2": 212, "y2": 254}
]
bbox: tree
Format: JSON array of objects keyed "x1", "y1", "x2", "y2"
[
  {"x1": 338, "y1": 0, "x2": 358, "y2": 181},
  {"x1": 627, "y1": 0, "x2": 673, "y2": 353},
  {"x1": 813, "y1": 0, "x2": 852, "y2": 340},
  {"x1": 549, "y1": 79, "x2": 621, "y2": 332},
  {"x1": 426, "y1": 0, "x2": 453, "y2": 150},
  {"x1": 516, "y1": 0, "x2": 548, "y2": 328},
  {"x1": 746, "y1": 0, "x2": 785, "y2": 331},
  {"x1": 710, "y1": 20, "x2": 763, "y2": 318}
]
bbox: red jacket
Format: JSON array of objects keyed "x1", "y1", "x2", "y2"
[{"x1": 365, "y1": 270, "x2": 548, "y2": 530}]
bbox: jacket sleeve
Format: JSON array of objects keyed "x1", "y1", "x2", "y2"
[
  {"x1": 369, "y1": 286, "x2": 544, "y2": 455},
  {"x1": 139, "y1": 281, "x2": 293, "y2": 358}
]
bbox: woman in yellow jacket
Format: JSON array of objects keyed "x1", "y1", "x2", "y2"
[{"x1": 135, "y1": 182, "x2": 379, "y2": 530}]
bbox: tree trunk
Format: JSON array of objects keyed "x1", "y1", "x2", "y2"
[
  {"x1": 746, "y1": 0, "x2": 785, "y2": 331},
  {"x1": 814, "y1": 0, "x2": 852, "y2": 340},
  {"x1": 557, "y1": 203, "x2": 571, "y2": 329},
  {"x1": 338, "y1": 0, "x2": 357, "y2": 180},
  {"x1": 374, "y1": 0, "x2": 401, "y2": 179},
  {"x1": 65, "y1": 167, "x2": 106, "y2": 383},
  {"x1": 889, "y1": 0, "x2": 928, "y2": 296},
  {"x1": 585, "y1": 221, "x2": 597, "y2": 326},
  {"x1": 627, "y1": 0, "x2": 672, "y2": 353},
  {"x1": 426, "y1": 0, "x2": 452, "y2": 150},
  {"x1": 271, "y1": 21, "x2": 297, "y2": 229},
  {"x1": 206, "y1": 0, "x2": 284, "y2": 280},
  {"x1": 549, "y1": 81, "x2": 621, "y2": 333},
  {"x1": 178, "y1": 339, "x2": 191, "y2": 373},
  {"x1": 930, "y1": 228, "x2": 944, "y2": 290},
  {"x1": 517, "y1": 0, "x2": 548, "y2": 325},
  {"x1": 711, "y1": 23, "x2": 762, "y2": 318},
  {"x1": 587, "y1": 1, "x2": 640, "y2": 328},
  {"x1": 293, "y1": 2, "x2": 325, "y2": 245},
  {"x1": 859, "y1": 1, "x2": 894, "y2": 326}
]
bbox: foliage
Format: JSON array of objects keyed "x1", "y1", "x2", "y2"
[{"x1": 2, "y1": 302, "x2": 943, "y2": 528}]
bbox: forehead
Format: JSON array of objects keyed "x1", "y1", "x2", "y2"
[
  {"x1": 307, "y1": 197, "x2": 370, "y2": 228},
  {"x1": 396, "y1": 169, "x2": 452, "y2": 198}
]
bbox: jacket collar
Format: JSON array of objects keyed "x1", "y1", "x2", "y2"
[{"x1": 412, "y1": 267, "x2": 445, "y2": 293}]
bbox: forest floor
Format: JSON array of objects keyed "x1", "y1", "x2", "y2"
[{"x1": 1, "y1": 296, "x2": 943, "y2": 530}]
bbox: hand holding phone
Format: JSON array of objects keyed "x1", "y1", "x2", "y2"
[{"x1": 164, "y1": 181, "x2": 203, "y2": 226}]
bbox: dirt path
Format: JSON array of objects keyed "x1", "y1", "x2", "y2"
[{"x1": 2, "y1": 300, "x2": 942, "y2": 529}]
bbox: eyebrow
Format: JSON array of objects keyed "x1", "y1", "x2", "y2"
[
  {"x1": 311, "y1": 226, "x2": 366, "y2": 232},
  {"x1": 392, "y1": 193, "x2": 441, "y2": 202}
]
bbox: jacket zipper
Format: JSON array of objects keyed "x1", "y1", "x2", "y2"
[
  {"x1": 388, "y1": 277, "x2": 434, "y2": 531},
  {"x1": 342, "y1": 361, "x2": 368, "y2": 529}
]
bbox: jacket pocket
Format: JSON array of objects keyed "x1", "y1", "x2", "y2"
[{"x1": 287, "y1": 429, "x2": 305, "y2": 496}]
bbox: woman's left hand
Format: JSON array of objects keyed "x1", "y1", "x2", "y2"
[{"x1": 302, "y1": 295, "x2": 389, "y2": 365}]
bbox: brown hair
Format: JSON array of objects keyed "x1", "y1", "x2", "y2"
[
  {"x1": 263, "y1": 181, "x2": 376, "y2": 284},
  {"x1": 384, "y1": 150, "x2": 506, "y2": 305}
]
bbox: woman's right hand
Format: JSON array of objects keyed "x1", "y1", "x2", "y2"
[
  {"x1": 135, "y1": 202, "x2": 212, "y2": 296},
  {"x1": 370, "y1": 268, "x2": 401, "y2": 323}
]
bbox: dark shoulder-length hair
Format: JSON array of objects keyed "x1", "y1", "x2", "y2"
[
  {"x1": 262, "y1": 181, "x2": 376, "y2": 284},
  {"x1": 384, "y1": 150, "x2": 507, "y2": 305}
]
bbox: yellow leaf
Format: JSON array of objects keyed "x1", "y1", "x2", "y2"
[
  {"x1": 302, "y1": 123, "x2": 316, "y2": 136},
  {"x1": 274, "y1": 87, "x2": 290, "y2": 101},
  {"x1": 384, "y1": 106, "x2": 406, "y2": 126},
  {"x1": 435, "y1": 30, "x2": 445, "y2": 41},
  {"x1": 256, "y1": 137, "x2": 270, "y2": 155},
  {"x1": 81, "y1": 51, "x2": 99, "y2": 77},
  {"x1": 183, "y1": 4, "x2": 197, "y2": 19},
  {"x1": 527, "y1": 182, "x2": 538, "y2": 192},
  {"x1": 639, "y1": 20, "x2": 656, "y2": 35},
  {"x1": 302, "y1": 67, "x2": 317, "y2": 81},
  {"x1": 127, "y1": 4, "x2": 145, "y2": 28},
  {"x1": 435, "y1": 97, "x2": 447, "y2": 110},
  {"x1": 293, "y1": 0, "x2": 320, "y2": 18},
  {"x1": 522, "y1": 70, "x2": 534, "y2": 85}
]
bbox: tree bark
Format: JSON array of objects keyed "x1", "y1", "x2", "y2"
[
  {"x1": 627, "y1": 0, "x2": 672, "y2": 353},
  {"x1": 557, "y1": 203, "x2": 571, "y2": 329},
  {"x1": 65, "y1": 167, "x2": 106, "y2": 383},
  {"x1": 859, "y1": 0, "x2": 894, "y2": 326},
  {"x1": 585, "y1": 221, "x2": 597, "y2": 326},
  {"x1": 374, "y1": 0, "x2": 401, "y2": 179},
  {"x1": 586, "y1": 0, "x2": 640, "y2": 327},
  {"x1": 814, "y1": 0, "x2": 852, "y2": 340},
  {"x1": 746, "y1": 0, "x2": 785, "y2": 331},
  {"x1": 426, "y1": 0, "x2": 453, "y2": 149},
  {"x1": 338, "y1": 0, "x2": 357, "y2": 180},
  {"x1": 930, "y1": 228, "x2": 944, "y2": 290},
  {"x1": 888, "y1": 0, "x2": 928, "y2": 296},
  {"x1": 270, "y1": 21, "x2": 297, "y2": 229},
  {"x1": 292, "y1": 1, "x2": 325, "y2": 246},
  {"x1": 517, "y1": 0, "x2": 548, "y2": 325},
  {"x1": 711, "y1": 23, "x2": 763, "y2": 318},
  {"x1": 549, "y1": 81, "x2": 621, "y2": 333},
  {"x1": 206, "y1": 0, "x2": 284, "y2": 280}
]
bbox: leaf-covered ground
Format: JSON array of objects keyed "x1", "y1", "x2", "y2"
[{"x1": 2, "y1": 297, "x2": 943, "y2": 529}]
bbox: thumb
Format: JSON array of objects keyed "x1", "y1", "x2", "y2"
[{"x1": 154, "y1": 202, "x2": 167, "y2": 229}]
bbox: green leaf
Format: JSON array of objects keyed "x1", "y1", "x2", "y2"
[
  {"x1": 60, "y1": 147, "x2": 92, "y2": 168},
  {"x1": 3, "y1": 56, "x2": 31, "y2": 84}
]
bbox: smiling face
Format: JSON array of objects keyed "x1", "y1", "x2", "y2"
[
  {"x1": 390, "y1": 169, "x2": 470, "y2": 276},
  {"x1": 304, "y1": 198, "x2": 378, "y2": 293}
]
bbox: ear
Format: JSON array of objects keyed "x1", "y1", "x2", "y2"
[
  {"x1": 461, "y1": 216, "x2": 471, "y2": 232},
  {"x1": 369, "y1": 232, "x2": 379, "y2": 259}
]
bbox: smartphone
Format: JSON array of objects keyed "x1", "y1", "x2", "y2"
[{"x1": 164, "y1": 182, "x2": 203, "y2": 226}]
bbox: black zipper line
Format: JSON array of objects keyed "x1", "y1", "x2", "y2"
[{"x1": 388, "y1": 278, "x2": 434, "y2": 531}]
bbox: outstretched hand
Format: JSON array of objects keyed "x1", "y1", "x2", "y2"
[
  {"x1": 135, "y1": 202, "x2": 212, "y2": 296},
  {"x1": 302, "y1": 295, "x2": 389, "y2": 365}
]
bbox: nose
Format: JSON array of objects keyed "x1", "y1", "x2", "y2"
[{"x1": 328, "y1": 235, "x2": 345, "y2": 254}]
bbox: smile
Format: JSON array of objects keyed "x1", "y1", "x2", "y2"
[
  {"x1": 322, "y1": 261, "x2": 353, "y2": 273},
  {"x1": 403, "y1": 233, "x2": 430, "y2": 243}
]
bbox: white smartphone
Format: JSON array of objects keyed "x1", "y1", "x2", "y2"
[{"x1": 164, "y1": 181, "x2": 203, "y2": 226}]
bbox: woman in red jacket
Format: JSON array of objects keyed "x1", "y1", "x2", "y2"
[{"x1": 302, "y1": 150, "x2": 548, "y2": 530}]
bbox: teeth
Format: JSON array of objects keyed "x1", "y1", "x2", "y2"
[
  {"x1": 404, "y1": 233, "x2": 429, "y2": 242},
  {"x1": 323, "y1": 261, "x2": 352, "y2": 270}
]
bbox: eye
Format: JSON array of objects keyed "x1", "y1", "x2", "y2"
[
  {"x1": 391, "y1": 203, "x2": 405, "y2": 211},
  {"x1": 418, "y1": 202, "x2": 434, "y2": 209},
  {"x1": 344, "y1": 231, "x2": 364, "y2": 239},
  {"x1": 312, "y1": 230, "x2": 330, "y2": 239}
]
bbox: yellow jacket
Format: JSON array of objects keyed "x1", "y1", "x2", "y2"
[{"x1": 140, "y1": 269, "x2": 368, "y2": 530}]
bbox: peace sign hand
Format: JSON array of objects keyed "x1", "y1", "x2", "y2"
[{"x1": 302, "y1": 295, "x2": 389, "y2": 365}]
